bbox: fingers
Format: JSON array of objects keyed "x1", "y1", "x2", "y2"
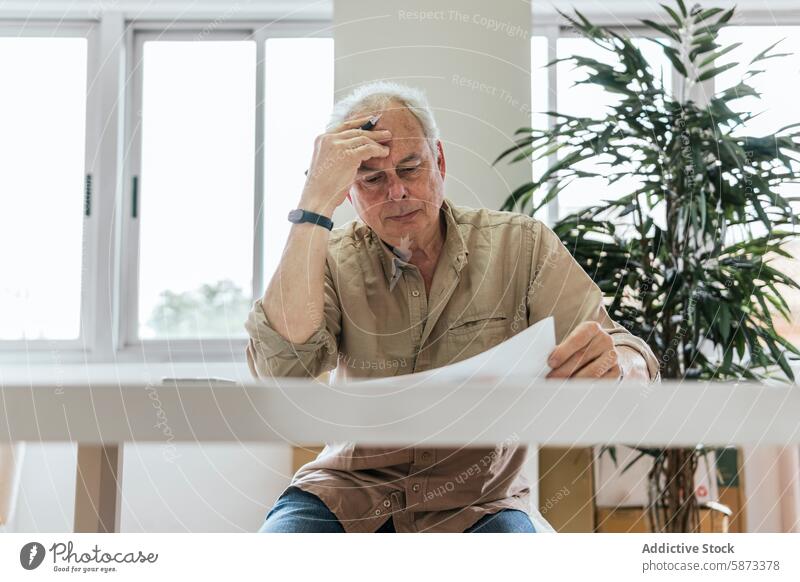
[
  {"x1": 546, "y1": 335, "x2": 602, "y2": 378},
  {"x1": 573, "y1": 349, "x2": 620, "y2": 379},
  {"x1": 341, "y1": 137, "x2": 390, "y2": 160},
  {"x1": 600, "y1": 367, "x2": 622, "y2": 379},
  {"x1": 547, "y1": 346, "x2": 588, "y2": 379},
  {"x1": 546, "y1": 345, "x2": 620, "y2": 379},
  {"x1": 330, "y1": 113, "x2": 381, "y2": 133},
  {"x1": 547, "y1": 321, "x2": 620, "y2": 379},
  {"x1": 547, "y1": 321, "x2": 602, "y2": 369},
  {"x1": 337, "y1": 132, "x2": 392, "y2": 154},
  {"x1": 337, "y1": 128, "x2": 392, "y2": 143}
]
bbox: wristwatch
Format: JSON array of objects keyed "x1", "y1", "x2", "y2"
[{"x1": 287, "y1": 208, "x2": 334, "y2": 231}]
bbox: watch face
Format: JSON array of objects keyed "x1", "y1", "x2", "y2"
[{"x1": 287, "y1": 209, "x2": 303, "y2": 223}]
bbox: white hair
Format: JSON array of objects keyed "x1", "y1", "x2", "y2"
[{"x1": 326, "y1": 81, "x2": 440, "y2": 160}]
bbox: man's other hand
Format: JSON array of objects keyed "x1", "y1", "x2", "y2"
[{"x1": 546, "y1": 321, "x2": 621, "y2": 379}]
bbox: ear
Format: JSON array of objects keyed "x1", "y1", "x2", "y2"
[{"x1": 435, "y1": 140, "x2": 445, "y2": 180}]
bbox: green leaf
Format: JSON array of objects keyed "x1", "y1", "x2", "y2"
[
  {"x1": 767, "y1": 339, "x2": 795, "y2": 379},
  {"x1": 693, "y1": 7, "x2": 724, "y2": 23},
  {"x1": 691, "y1": 33, "x2": 716, "y2": 47},
  {"x1": 719, "y1": 7, "x2": 735, "y2": 25},
  {"x1": 533, "y1": 179, "x2": 571, "y2": 215},
  {"x1": 662, "y1": 46, "x2": 688, "y2": 77},
  {"x1": 504, "y1": 181, "x2": 538, "y2": 211},
  {"x1": 641, "y1": 19, "x2": 680, "y2": 42},
  {"x1": 661, "y1": 4, "x2": 683, "y2": 27},
  {"x1": 493, "y1": 135, "x2": 534, "y2": 165},
  {"x1": 600, "y1": 445, "x2": 618, "y2": 467},
  {"x1": 722, "y1": 341, "x2": 734, "y2": 371},
  {"x1": 750, "y1": 39, "x2": 787, "y2": 65},
  {"x1": 697, "y1": 62, "x2": 738, "y2": 82},
  {"x1": 751, "y1": 197, "x2": 774, "y2": 231},
  {"x1": 699, "y1": 42, "x2": 742, "y2": 68},
  {"x1": 718, "y1": 304, "x2": 731, "y2": 344},
  {"x1": 621, "y1": 450, "x2": 649, "y2": 474},
  {"x1": 774, "y1": 121, "x2": 800, "y2": 134}
]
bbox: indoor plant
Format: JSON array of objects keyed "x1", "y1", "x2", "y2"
[{"x1": 495, "y1": 1, "x2": 800, "y2": 532}]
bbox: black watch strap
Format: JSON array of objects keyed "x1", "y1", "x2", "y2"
[{"x1": 287, "y1": 208, "x2": 334, "y2": 231}]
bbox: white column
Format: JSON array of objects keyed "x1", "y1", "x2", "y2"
[{"x1": 332, "y1": 0, "x2": 532, "y2": 224}]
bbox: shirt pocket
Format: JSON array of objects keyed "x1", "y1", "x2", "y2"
[
  {"x1": 445, "y1": 310, "x2": 510, "y2": 361},
  {"x1": 447, "y1": 310, "x2": 509, "y2": 335}
]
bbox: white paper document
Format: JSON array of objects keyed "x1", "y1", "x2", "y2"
[{"x1": 333, "y1": 316, "x2": 555, "y2": 385}]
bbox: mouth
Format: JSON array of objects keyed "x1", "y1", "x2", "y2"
[{"x1": 387, "y1": 209, "x2": 421, "y2": 222}]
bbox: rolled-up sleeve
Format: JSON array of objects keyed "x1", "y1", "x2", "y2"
[
  {"x1": 245, "y1": 259, "x2": 342, "y2": 379},
  {"x1": 526, "y1": 221, "x2": 660, "y2": 381}
]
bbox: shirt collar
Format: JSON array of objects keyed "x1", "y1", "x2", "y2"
[{"x1": 370, "y1": 198, "x2": 469, "y2": 292}]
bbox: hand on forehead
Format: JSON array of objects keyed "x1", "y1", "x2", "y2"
[{"x1": 357, "y1": 107, "x2": 428, "y2": 169}]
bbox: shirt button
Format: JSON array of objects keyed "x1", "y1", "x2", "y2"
[
  {"x1": 375, "y1": 509, "x2": 382, "y2": 515},
  {"x1": 383, "y1": 499, "x2": 391, "y2": 507},
  {"x1": 421, "y1": 452, "x2": 432, "y2": 461},
  {"x1": 411, "y1": 290, "x2": 420, "y2": 297},
  {"x1": 412, "y1": 483, "x2": 421, "y2": 492}
]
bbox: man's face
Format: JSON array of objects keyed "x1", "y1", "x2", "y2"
[{"x1": 347, "y1": 103, "x2": 445, "y2": 247}]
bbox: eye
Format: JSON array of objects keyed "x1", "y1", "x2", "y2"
[
  {"x1": 399, "y1": 166, "x2": 420, "y2": 176},
  {"x1": 364, "y1": 174, "x2": 383, "y2": 184}
]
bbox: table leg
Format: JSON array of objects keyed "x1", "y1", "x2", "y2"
[{"x1": 73, "y1": 444, "x2": 123, "y2": 533}]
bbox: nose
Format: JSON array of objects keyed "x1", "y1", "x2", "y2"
[{"x1": 386, "y1": 172, "x2": 408, "y2": 202}]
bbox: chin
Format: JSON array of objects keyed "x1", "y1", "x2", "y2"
[{"x1": 383, "y1": 223, "x2": 417, "y2": 236}]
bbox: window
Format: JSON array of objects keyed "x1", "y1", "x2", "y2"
[
  {"x1": 132, "y1": 36, "x2": 257, "y2": 341},
  {"x1": 716, "y1": 26, "x2": 800, "y2": 215},
  {"x1": 122, "y1": 30, "x2": 335, "y2": 349},
  {"x1": 0, "y1": 36, "x2": 88, "y2": 341},
  {"x1": 716, "y1": 26, "x2": 800, "y2": 345},
  {"x1": 555, "y1": 35, "x2": 671, "y2": 219}
]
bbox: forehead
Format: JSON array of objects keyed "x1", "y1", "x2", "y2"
[
  {"x1": 353, "y1": 104, "x2": 429, "y2": 169},
  {"x1": 372, "y1": 104, "x2": 424, "y2": 135}
]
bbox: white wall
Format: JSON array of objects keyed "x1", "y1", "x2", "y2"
[
  {"x1": 119, "y1": 443, "x2": 291, "y2": 532},
  {"x1": 8, "y1": 443, "x2": 292, "y2": 533},
  {"x1": 4, "y1": 443, "x2": 76, "y2": 532}
]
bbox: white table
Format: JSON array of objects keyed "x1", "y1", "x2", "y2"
[{"x1": 2, "y1": 363, "x2": 798, "y2": 532}]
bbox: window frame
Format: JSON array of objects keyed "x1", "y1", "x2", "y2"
[
  {"x1": 122, "y1": 27, "x2": 257, "y2": 359},
  {"x1": 0, "y1": 21, "x2": 99, "y2": 357},
  {"x1": 119, "y1": 20, "x2": 332, "y2": 362}
]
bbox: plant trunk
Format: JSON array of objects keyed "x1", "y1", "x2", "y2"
[{"x1": 647, "y1": 448, "x2": 701, "y2": 532}]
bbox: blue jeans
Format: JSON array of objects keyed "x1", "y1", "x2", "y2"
[{"x1": 259, "y1": 486, "x2": 536, "y2": 533}]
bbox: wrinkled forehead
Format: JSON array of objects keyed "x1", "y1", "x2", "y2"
[{"x1": 350, "y1": 103, "x2": 431, "y2": 169}]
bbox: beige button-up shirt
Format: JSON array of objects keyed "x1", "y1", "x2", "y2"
[{"x1": 245, "y1": 198, "x2": 659, "y2": 532}]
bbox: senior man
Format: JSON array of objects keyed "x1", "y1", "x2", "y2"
[{"x1": 246, "y1": 81, "x2": 659, "y2": 533}]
